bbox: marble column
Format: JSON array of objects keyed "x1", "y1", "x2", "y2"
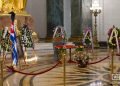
[
  {"x1": 64, "y1": 0, "x2": 71, "y2": 39},
  {"x1": 82, "y1": 0, "x2": 92, "y2": 30},
  {"x1": 26, "y1": 0, "x2": 47, "y2": 38},
  {"x1": 71, "y1": 0, "x2": 81, "y2": 37},
  {"x1": 47, "y1": 0, "x2": 63, "y2": 37},
  {"x1": 71, "y1": 0, "x2": 92, "y2": 38}
]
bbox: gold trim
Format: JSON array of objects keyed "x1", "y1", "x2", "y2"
[{"x1": 0, "y1": 13, "x2": 31, "y2": 16}]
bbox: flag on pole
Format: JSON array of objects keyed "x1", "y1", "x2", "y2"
[{"x1": 9, "y1": 12, "x2": 18, "y2": 66}]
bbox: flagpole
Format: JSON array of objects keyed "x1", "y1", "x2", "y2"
[{"x1": 9, "y1": 12, "x2": 18, "y2": 67}]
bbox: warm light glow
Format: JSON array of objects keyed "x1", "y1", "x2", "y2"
[
  {"x1": 92, "y1": 0, "x2": 99, "y2": 7},
  {"x1": 90, "y1": 0, "x2": 102, "y2": 11},
  {"x1": 24, "y1": 51, "x2": 28, "y2": 60},
  {"x1": 6, "y1": 81, "x2": 10, "y2": 86},
  {"x1": 32, "y1": 32, "x2": 37, "y2": 36},
  {"x1": 25, "y1": 55, "x2": 38, "y2": 62}
]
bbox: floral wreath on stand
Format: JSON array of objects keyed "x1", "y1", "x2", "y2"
[
  {"x1": 20, "y1": 24, "x2": 34, "y2": 48},
  {"x1": 108, "y1": 27, "x2": 120, "y2": 49},
  {"x1": 53, "y1": 26, "x2": 67, "y2": 42},
  {"x1": 0, "y1": 27, "x2": 10, "y2": 52},
  {"x1": 84, "y1": 34, "x2": 91, "y2": 46},
  {"x1": 0, "y1": 27, "x2": 11, "y2": 62},
  {"x1": 75, "y1": 45, "x2": 84, "y2": 52},
  {"x1": 83, "y1": 27, "x2": 93, "y2": 49},
  {"x1": 53, "y1": 26, "x2": 67, "y2": 60},
  {"x1": 108, "y1": 36, "x2": 117, "y2": 49}
]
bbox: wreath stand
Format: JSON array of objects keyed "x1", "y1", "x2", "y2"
[
  {"x1": 108, "y1": 28, "x2": 120, "y2": 55},
  {"x1": 0, "y1": 27, "x2": 10, "y2": 86},
  {"x1": 53, "y1": 26, "x2": 66, "y2": 42},
  {"x1": 83, "y1": 27, "x2": 94, "y2": 59},
  {"x1": 108, "y1": 28, "x2": 119, "y2": 85}
]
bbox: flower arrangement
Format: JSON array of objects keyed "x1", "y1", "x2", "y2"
[
  {"x1": 74, "y1": 45, "x2": 89, "y2": 68},
  {"x1": 20, "y1": 24, "x2": 33, "y2": 48},
  {"x1": 0, "y1": 29, "x2": 10, "y2": 51},
  {"x1": 83, "y1": 27, "x2": 93, "y2": 47},
  {"x1": 53, "y1": 36, "x2": 63, "y2": 42},
  {"x1": 108, "y1": 36, "x2": 116, "y2": 48},
  {"x1": 53, "y1": 26, "x2": 66, "y2": 42},
  {"x1": 57, "y1": 48, "x2": 67, "y2": 61},
  {"x1": 75, "y1": 45, "x2": 84, "y2": 51},
  {"x1": 108, "y1": 27, "x2": 120, "y2": 37},
  {"x1": 55, "y1": 45, "x2": 67, "y2": 58},
  {"x1": 84, "y1": 35, "x2": 91, "y2": 45},
  {"x1": 108, "y1": 27, "x2": 120, "y2": 49}
]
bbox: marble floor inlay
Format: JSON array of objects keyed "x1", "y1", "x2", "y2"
[{"x1": 1, "y1": 43, "x2": 120, "y2": 86}]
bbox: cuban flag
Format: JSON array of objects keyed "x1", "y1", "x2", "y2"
[{"x1": 9, "y1": 12, "x2": 18, "y2": 66}]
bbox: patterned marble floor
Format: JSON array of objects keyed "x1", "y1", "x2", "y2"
[{"x1": 1, "y1": 43, "x2": 120, "y2": 86}]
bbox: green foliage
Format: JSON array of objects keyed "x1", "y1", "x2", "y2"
[
  {"x1": 0, "y1": 30, "x2": 10, "y2": 51},
  {"x1": 85, "y1": 36, "x2": 91, "y2": 45},
  {"x1": 108, "y1": 37, "x2": 116, "y2": 49},
  {"x1": 75, "y1": 46, "x2": 84, "y2": 51},
  {"x1": 20, "y1": 25, "x2": 33, "y2": 48}
]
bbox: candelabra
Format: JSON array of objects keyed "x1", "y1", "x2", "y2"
[{"x1": 90, "y1": 0, "x2": 102, "y2": 48}]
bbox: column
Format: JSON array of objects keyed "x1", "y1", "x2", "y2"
[
  {"x1": 26, "y1": 0, "x2": 47, "y2": 38},
  {"x1": 47, "y1": 0, "x2": 63, "y2": 37},
  {"x1": 82, "y1": 0, "x2": 92, "y2": 30},
  {"x1": 71, "y1": 0, "x2": 81, "y2": 37},
  {"x1": 64, "y1": 0, "x2": 71, "y2": 39}
]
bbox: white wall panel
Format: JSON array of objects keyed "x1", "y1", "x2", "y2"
[
  {"x1": 93, "y1": 0, "x2": 120, "y2": 41},
  {"x1": 26, "y1": 0, "x2": 47, "y2": 38},
  {"x1": 64, "y1": 0, "x2": 71, "y2": 39}
]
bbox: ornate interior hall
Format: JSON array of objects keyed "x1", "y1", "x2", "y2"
[
  {"x1": 0, "y1": 0, "x2": 120, "y2": 86},
  {"x1": 2, "y1": 43, "x2": 120, "y2": 86}
]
